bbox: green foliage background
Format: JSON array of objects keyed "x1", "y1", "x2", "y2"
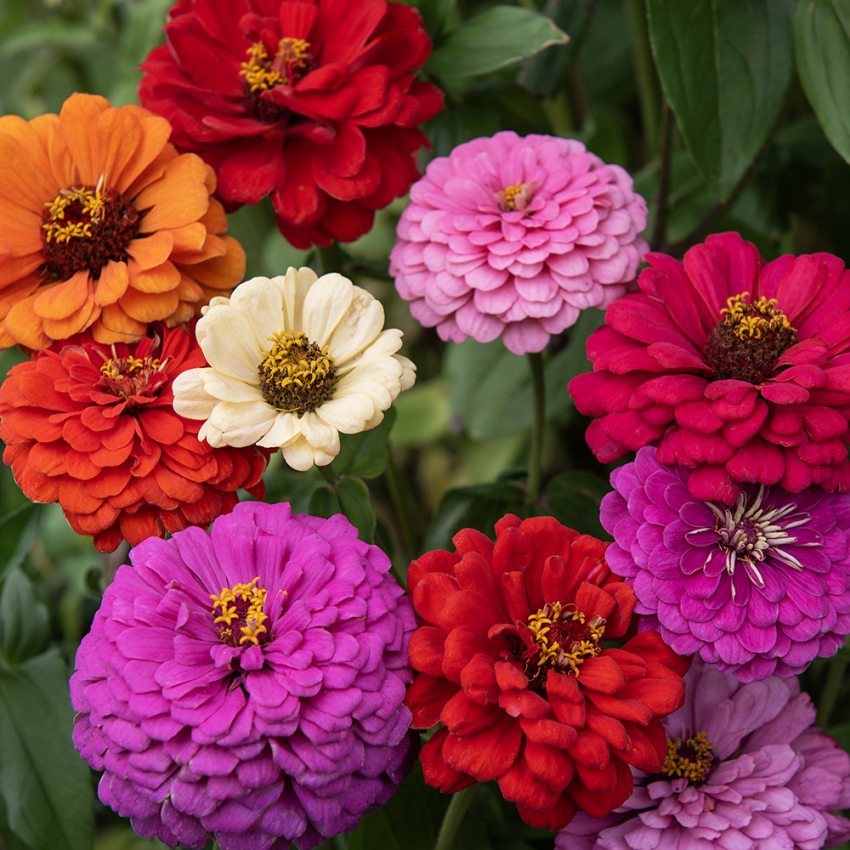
[{"x1": 1, "y1": 0, "x2": 850, "y2": 848}]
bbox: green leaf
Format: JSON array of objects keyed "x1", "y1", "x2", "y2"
[
  {"x1": 647, "y1": 0, "x2": 794, "y2": 200},
  {"x1": 424, "y1": 480, "x2": 526, "y2": 551},
  {"x1": 308, "y1": 477, "x2": 377, "y2": 544},
  {"x1": 0, "y1": 503, "x2": 39, "y2": 576},
  {"x1": 426, "y1": 6, "x2": 568, "y2": 85},
  {"x1": 795, "y1": 0, "x2": 850, "y2": 165},
  {"x1": 334, "y1": 409, "x2": 396, "y2": 479},
  {"x1": 390, "y1": 380, "x2": 449, "y2": 448},
  {"x1": 0, "y1": 568, "x2": 49, "y2": 666},
  {"x1": 0, "y1": 649, "x2": 94, "y2": 850},
  {"x1": 543, "y1": 471, "x2": 612, "y2": 539},
  {"x1": 416, "y1": 0, "x2": 457, "y2": 42}
]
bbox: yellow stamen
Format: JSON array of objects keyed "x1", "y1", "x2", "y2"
[
  {"x1": 721, "y1": 292, "x2": 794, "y2": 341},
  {"x1": 210, "y1": 577, "x2": 273, "y2": 647},
  {"x1": 527, "y1": 601, "x2": 606, "y2": 677},
  {"x1": 240, "y1": 38, "x2": 311, "y2": 92},
  {"x1": 661, "y1": 731, "x2": 715, "y2": 785}
]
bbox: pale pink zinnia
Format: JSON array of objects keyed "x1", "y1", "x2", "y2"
[
  {"x1": 390, "y1": 131, "x2": 648, "y2": 355},
  {"x1": 556, "y1": 658, "x2": 850, "y2": 850}
]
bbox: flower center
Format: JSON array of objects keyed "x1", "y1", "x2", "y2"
[
  {"x1": 258, "y1": 330, "x2": 337, "y2": 415},
  {"x1": 496, "y1": 180, "x2": 535, "y2": 212},
  {"x1": 240, "y1": 38, "x2": 312, "y2": 123},
  {"x1": 704, "y1": 292, "x2": 798, "y2": 384},
  {"x1": 96, "y1": 352, "x2": 167, "y2": 401},
  {"x1": 210, "y1": 577, "x2": 270, "y2": 647},
  {"x1": 661, "y1": 731, "x2": 715, "y2": 785},
  {"x1": 526, "y1": 602, "x2": 606, "y2": 678},
  {"x1": 41, "y1": 177, "x2": 140, "y2": 281}
]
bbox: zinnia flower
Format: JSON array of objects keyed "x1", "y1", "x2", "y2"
[
  {"x1": 0, "y1": 326, "x2": 270, "y2": 552},
  {"x1": 138, "y1": 0, "x2": 443, "y2": 249},
  {"x1": 600, "y1": 447, "x2": 850, "y2": 681},
  {"x1": 389, "y1": 131, "x2": 648, "y2": 355},
  {"x1": 569, "y1": 231, "x2": 850, "y2": 502},
  {"x1": 404, "y1": 514, "x2": 688, "y2": 831},
  {"x1": 172, "y1": 267, "x2": 415, "y2": 470},
  {"x1": 556, "y1": 658, "x2": 850, "y2": 850},
  {"x1": 71, "y1": 502, "x2": 416, "y2": 850},
  {"x1": 0, "y1": 92, "x2": 246, "y2": 350}
]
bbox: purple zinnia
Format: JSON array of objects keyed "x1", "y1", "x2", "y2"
[
  {"x1": 601, "y1": 447, "x2": 850, "y2": 680},
  {"x1": 389, "y1": 131, "x2": 648, "y2": 355},
  {"x1": 71, "y1": 502, "x2": 416, "y2": 850},
  {"x1": 556, "y1": 658, "x2": 850, "y2": 850}
]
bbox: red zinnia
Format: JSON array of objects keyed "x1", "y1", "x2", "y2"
[
  {"x1": 0, "y1": 326, "x2": 271, "y2": 552},
  {"x1": 404, "y1": 514, "x2": 688, "y2": 831},
  {"x1": 569, "y1": 232, "x2": 850, "y2": 502},
  {"x1": 139, "y1": 0, "x2": 444, "y2": 249}
]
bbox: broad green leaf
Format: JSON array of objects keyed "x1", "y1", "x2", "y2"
[
  {"x1": 0, "y1": 649, "x2": 94, "y2": 850},
  {"x1": 795, "y1": 0, "x2": 850, "y2": 165},
  {"x1": 308, "y1": 477, "x2": 377, "y2": 543},
  {"x1": 0, "y1": 503, "x2": 39, "y2": 576},
  {"x1": 334, "y1": 409, "x2": 397, "y2": 479},
  {"x1": 390, "y1": 380, "x2": 449, "y2": 447},
  {"x1": 0, "y1": 568, "x2": 49, "y2": 666},
  {"x1": 417, "y1": 0, "x2": 457, "y2": 41},
  {"x1": 647, "y1": 0, "x2": 794, "y2": 200},
  {"x1": 543, "y1": 471, "x2": 612, "y2": 539},
  {"x1": 426, "y1": 6, "x2": 568, "y2": 85}
]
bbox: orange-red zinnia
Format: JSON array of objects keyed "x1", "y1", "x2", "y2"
[{"x1": 0, "y1": 92, "x2": 246, "y2": 350}]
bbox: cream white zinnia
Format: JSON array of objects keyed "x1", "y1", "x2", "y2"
[{"x1": 172, "y1": 268, "x2": 416, "y2": 470}]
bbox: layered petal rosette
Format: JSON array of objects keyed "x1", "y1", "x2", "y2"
[
  {"x1": 569, "y1": 231, "x2": 850, "y2": 501},
  {"x1": 556, "y1": 659, "x2": 850, "y2": 850},
  {"x1": 601, "y1": 447, "x2": 850, "y2": 680},
  {"x1": 390, "y1": 132, "x2": 648, "y2": 354},
  {"x1": 0, "y1": 326, "x2": 270, "y2": 552},
  {"x1": 139, "y1": 0, "x2": 443, "y2": 248},
  {"x1": 172, "y1": 267, "x2": 415, "y2": 470},
  {"x1": 71, "y1": 503, "x2": 416, "y2": 850},
  {"x1": 0, "y1": 92, "x2": 245, "y2": 350},
  {"x1": 404, "y1": 514, "x2": 688, "y2": 831}
]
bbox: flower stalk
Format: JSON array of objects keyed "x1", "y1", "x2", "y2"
[
  {"x1": 526, "y1": 351, "x2": 546, "y2": 506},
  {"x1": 434, "y1": 786, "x2": 478, "y2": 850}
]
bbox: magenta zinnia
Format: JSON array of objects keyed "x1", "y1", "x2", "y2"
[
  {"x1": 390, "y1": 132, "x2": 648, "y2": 355},
  {"x1": 569, "y1": 232, "x2": 850, "y2": 502},
  {"x1": 601, "y1": 447, "x2": 850, "y2": 681},
  {"x1": 556, "y1": 658, "x2": 850, "y2": 850},
  {"x1": 71, "y1": 503, "x2": 416, "y2": 850}
]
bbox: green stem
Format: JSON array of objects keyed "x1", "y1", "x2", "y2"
[
  {"x1": 316, "y1": 242, "x2": 345, "y2": 275},
  {"x1": 650, "y1": 99, "x2": 673, "y2": 251},
  {"x1": 625, "y1": 0, "x2": 659, "y2": 153},
  {"x1": 434, "y1": 785, "x2": 478, "y2": 850},
  {"x1": 816, "y1": 658, "x2": 847, "y2": 727},
  {"x1": 526, "y1": 352, "x2": 546, "y2": 506},
  {"x1": 384, "y1": 452, "x2": 417, "y2": 576}
]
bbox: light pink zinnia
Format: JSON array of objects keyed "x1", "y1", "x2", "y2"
[
  {"x1": 556, "y1": 658, "x2": 850, "y2": 850},
  {"x1": 390, "y1": 131, "x2": 648, "y2": 355},
  {"x1": 569, "y1": 232, "x2": 850, "y2": 502}
]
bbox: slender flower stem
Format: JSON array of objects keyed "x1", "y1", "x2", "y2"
[
  {"x1": 625, "y1": 0, "x2": 659, "y2": 153},
  {"x1": 526, "y1": 352, "x2": 546, "y2": 506},
  {"x1": 316, "y1": 242, "x2": 345, "y2": 275},
  {"x1": 384, "y1": 452, "x2": 417, "y2": 576},
  {"x1": 816, "y1": 657, "x2": 847, "y2": 727},
  {"x1": 434, "y1": 785, "x2": 478, "y2": 850}
]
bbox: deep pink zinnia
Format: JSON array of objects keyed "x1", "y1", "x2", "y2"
[
  {"x1": 600, "y1": 447, "x2": 850, "y2": 681},
  {"x1": 71, "y1": 503, "x2": 416, "y2": 850},
  {"x1": 569, "y1": 232, "x2": 850, "y2": 502},
  {"x1": 390, "y1": 132, "x2": 648, "y2": 355},
  {"x1": 556, "y1": 658, "x2": 850, "y2": 850}
]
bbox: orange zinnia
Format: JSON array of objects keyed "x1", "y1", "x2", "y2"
[{"x1": 0, "y1": 92, "x2": 246, "y2": 350}]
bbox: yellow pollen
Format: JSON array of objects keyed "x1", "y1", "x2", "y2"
[
  {"x1": 496, "y1": 180, "x2": 536, "y2": 212},
  {"x1": 721, "y1": 292, "x2": 794, "y2": 341},
  {"x1": 210, "y1": 577, "x2": 274, "y2": 647},
  {"x1": 42, "y1": 176, "x2": 108, "y2": 244},
  {"x1": 661, "y1": 731, "x2": 715, "y2": 785},
  {"x1": 240, "y1": 38, "x2": 311, "y2": 92},
  {"x1": 527, "y1": 601, "x2": 606, "y2": 677}
]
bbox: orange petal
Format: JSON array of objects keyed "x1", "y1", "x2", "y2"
[
  {"x1": 128, "y1": 260, "x2": 181, "y2": 294},
  {"x1": 116, "y1": 114, "x2": 173, "y2": 193},
  {"x1": 94, "y1": 106, "x2": 144, "y2": 193},
  {"x1": 0, "y1": 254, "x2": 43, "y2": 289},
  {"x1": 172, "y1": 232, "x2": 227, "y2": 266},
  {"x1": 33, "y1": 269, "x2": 91, "y2": 319},
  {"x1": 199, "y1": 197, "x2": 228, "y2": 234},
  {"x1": 4, "y1": 296, "x2": 51, "y2": 349},
  {"x1": 176, "y1": 273, "x2": 203, "y2": 303},
  {"x1": 93, "y1": 303, "x2": 146, "y2": 343},
  {"x1": 127, "y1": 230, "x2": 174, "y2": 271},
  {"x1": 59, "y1": 93, "x2": 110, "y2": 185},
  {"x1": 0, "y1": 206, "x2": 43, "y2": 255},
  {"x1": 167, "y1": 223, "x2": 207, "y2": 257},
  {"x1": 135, "y1": 155, "x2": 211, "y2": 231},
  {"x1": 0, "y1": 273, "x2": 44, "y2": 320},
  {"x1": 0, "y1": 134, "x2": 57, "y2": 213},
  {"x1": 42, "y1": 296, "x2": 98, "y2": 340},
  {"x1": 0, "y1": 115, "x2": 54, "y2": 188},
  {"x1": 183, "y1": 235, "x2": 245, "y2": 290},
  {"x1": 94, "y1": 260, "x2": 130, "y2": 306},
  {"x1": 118, "y1": 285, "x2": 179, "y2": 322}
]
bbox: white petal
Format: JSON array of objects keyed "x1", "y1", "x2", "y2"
[
  {"x1": 334, "y1": 378, "x2": 394, "y2": 411},
  {"x1": 303, "y1": 273, "x2": 354, "y2": 346},
  {"x1": 172, "y1": 369, "x2": 217, "y2": 420},
  {"x1": 197, "y1": 307, "x2": 263, "y2": 383},
  {"x1": 395, "y1": 354, "x2": 417, "y2": 391},
  {"x1": 299, "y1": 411, "x2": 341, "y2": 454},
  {"x1": 327, "y1": 286, "x2": 385, "y2": 365},
  {"x1": 278, "y1": 267, "x2": 317, "y2": 332},
  {"x1": 199, "y1": 417, "x2": 226, "y2": 447},
  {"x1": 209, "y1": 400, "x2": 278, "y2": 446},
  {"x1": 227, "y1": 276, "x2": 285, "y2": 350},
  {"x1": 282, "y1": 436, "x2": 324, "y2": 471},
  {"x1": 202, "y1": 371, "x2": 263, "y2": 403},
  {"x1": 257, "y1": 412, "x2": 302, "y2": 448},
  {"x1": 317, "y1": 393, "x2": 377, "y2": 433},
  {"x1": 336, "y1": 328, "x2": 405, "y2": 377}
]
